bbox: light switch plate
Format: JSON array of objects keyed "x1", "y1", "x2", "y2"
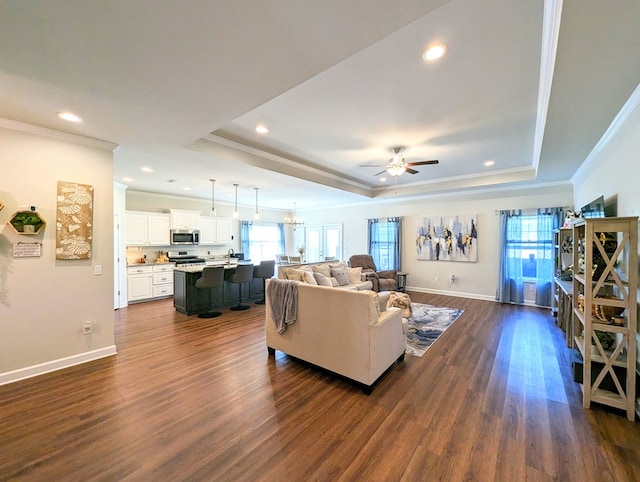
[{"x1": 93, "y1": 265, "x2": 103, "y2": 275}]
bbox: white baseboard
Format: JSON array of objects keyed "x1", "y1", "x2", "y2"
[
  {"x1": 407, "y1": 286, "x2": 496, "y2": 302},
  {"x1": 0, "y1": 345, "x2": 117, "y2": 386}
]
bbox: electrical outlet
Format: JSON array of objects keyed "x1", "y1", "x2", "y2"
[
  {"x1": 93, "y1": 264, "x2": 102, "y2": 275},
  {"x1": 83, "y1": 321, "x2": 92, "y2": 335},
  {"x1": 434, "y1": 276, "x2": 439, "y2": 282}
]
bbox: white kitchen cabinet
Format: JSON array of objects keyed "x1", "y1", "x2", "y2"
[
  {"x1": 199, "y1": 217, "x2": 231, "y2": 245},
  {"x1": 127, "y1": 266, "x2": 153, "y2": 301},
  {"x1": 152, "y1": 264, "x2": 174, "y2": 297},
  {"x1": 126, "y1": 211, "x2": 170, "y2": 246},
  {"x1": 170, "y1": 209, "x2": 200, "y2": 230}
]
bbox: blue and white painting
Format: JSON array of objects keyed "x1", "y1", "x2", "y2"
[{"x1": 416, "y1": 215, "x2": 477, "y2": 262}]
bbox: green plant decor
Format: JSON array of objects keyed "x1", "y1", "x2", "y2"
[
  {"x1": 10, "y1": 212, "x2": 45, "y2": 233},
  {"x1": 594, "y1": 330, "x2": 615, "y2": 352}
]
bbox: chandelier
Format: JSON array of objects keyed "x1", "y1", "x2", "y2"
[{"x1": 284, "y1": 202, "x2": 304, "y2": 230}]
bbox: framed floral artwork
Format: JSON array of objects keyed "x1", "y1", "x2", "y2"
[{"x1": 55, "y1": 181, "x2": 94, "y2": 260}]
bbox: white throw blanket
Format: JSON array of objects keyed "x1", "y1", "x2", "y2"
[{"x1": 267, "y1": 278, "x2": 298, "y2": 334}]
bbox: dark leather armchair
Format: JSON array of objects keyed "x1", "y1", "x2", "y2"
[{"x1": 348, "y1": 254, "x2": 397, "y2": 292}]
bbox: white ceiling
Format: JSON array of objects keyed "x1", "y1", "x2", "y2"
[{"x1": 1, "y1": 0, "x2": 639, "y2": 211}]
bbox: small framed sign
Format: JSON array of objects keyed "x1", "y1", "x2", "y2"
[{"x1": 13, "y1": 242, "x2": 42, "y2": 258}]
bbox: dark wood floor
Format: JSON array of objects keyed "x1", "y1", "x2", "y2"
[{"x1": 1, "y1": 292, "x2": 639, "y2": 481}]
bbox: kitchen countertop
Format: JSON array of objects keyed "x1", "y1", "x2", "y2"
[
  {"x1": 127, "y1": 261, "x2": 175, "y2": 267},
  {"x1": 174, "y1": 261, "x2": 254, "y2": 273}
]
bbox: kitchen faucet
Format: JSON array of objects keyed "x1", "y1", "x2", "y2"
[{"x1": 227, "y1": 248, "x2": 234, "y2": 264}]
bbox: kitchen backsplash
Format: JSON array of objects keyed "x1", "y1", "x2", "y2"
[{"x1": 125, "y1": 245, "x2": 236, "y2": 265}]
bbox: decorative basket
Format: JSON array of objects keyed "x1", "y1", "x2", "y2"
[{"x1": 593, "y1": 296, "x2": 625, "y2": 322}]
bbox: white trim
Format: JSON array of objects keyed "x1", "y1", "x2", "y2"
[
  {"x1": 407, "y1": 286, "x2": 496, "y2": 302},
  {"x1": 0, "y1": 117, "x2": 117, "y2": 150},
  {"x1": 572, "y1": 81, "x2": 640, "y2": 184},
  {"x1": 0, "y1": 346, "x2": 117, "y2": 386},
  {"x1": 533, "y1": 0, "x2": 563, "y2": 174},
  {"x1": 201, "y1": 134, "x2": 372, "y2": 191}
]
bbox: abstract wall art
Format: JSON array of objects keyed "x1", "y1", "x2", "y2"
[
  {"x1": 56, "y1": 181, "x2": 94, "y2": 260},
  {"x1": 416, "y1": 215, "x2": 478, "y2": 262}
]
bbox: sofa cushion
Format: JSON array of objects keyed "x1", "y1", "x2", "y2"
[
  {"x1": 331, "y1": 265, "x2": 350, "y2": 286},
  {"x1": 347, "y1": 266, "x2": 363, "y2": 283},
  {"x1": 313, "y1": 272, "x2": 333, "y2": 287},
  {"x1": 302, "y1": 271, "x2": 318, "y2": 285},
  {"x1": 311, "y1": 264, "x2": 331, "y2": 278},
  {"x1": 286, "y1": 268, "x2": 308, "y2": 282}
]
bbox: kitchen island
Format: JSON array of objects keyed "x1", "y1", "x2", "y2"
[{"x1": 173, "y1": 262, "x2": 263, "y2": 316}]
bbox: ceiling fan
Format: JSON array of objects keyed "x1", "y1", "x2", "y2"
[{"x1": 360, "y1": 147, "x2": 439, "y2": 176}]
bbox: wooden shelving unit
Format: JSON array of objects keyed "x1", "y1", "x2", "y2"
[
  {"x1": 553, "y1": 227, "x2": 574, "y2": 345},
  {"x1": 571, "y1": 217, "x2": 638, "y2": 421}
]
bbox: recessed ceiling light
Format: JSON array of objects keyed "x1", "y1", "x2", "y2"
[
  {"x1": 422, "y1": 43, "x2": 447, "y2": 61},
  {"x1": 483, "y1": 160, "x2": 495, "y2": 167},
  {"x1": 57, "y1": 111, "x2": 82, "y2": 123},
  {"x1": 255, "y1": 125, "x2": 269, "y2": 134},
  {"x1": 379, "y1": 177, "x2": 387, "y2": 182},
  {"x1": 183, "y1": 187, "x2": 191, "y2": 191},
  {"x1": 123, "y1": 177, "x2": 133, "y2": 182},
  {"x1": 141, "y1": 166, "x2": 153, "y2": 173}
]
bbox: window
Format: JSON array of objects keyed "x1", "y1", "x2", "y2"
[
  {"x1": 504, "y1": 214, "x2": 553, "y2": 280},
  {"x1": 497, "y1": 208, "x2": 562, "y2": 306},
  {"x1": 368, "y1": 217, "x2": 402, "y2": 271},
  {"x1": 241, "y1": 222, "x2": 285, "y2": 263}
]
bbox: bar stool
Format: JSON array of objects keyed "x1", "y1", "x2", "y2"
[
  {"x1": 195, "y1": 266, "x2": 225, "y2": 318},
  {"x1": 253, "y1": 260, "x2": 275, "y2": 305},
  {"x1": 229, "y1": 264, "x2": 254, "y2": 311}
]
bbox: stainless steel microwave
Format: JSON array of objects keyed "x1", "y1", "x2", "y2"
[{"x1": 170, "y1": 229, "x2": 200, "y2": 245}]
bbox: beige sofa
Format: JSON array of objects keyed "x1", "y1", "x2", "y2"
[
  {"x1": 277, "y1": 261, "x2": 373, "y2": 291},
  {"x1": 265, "y1": 281, "x2": 406, "y2": 392}
]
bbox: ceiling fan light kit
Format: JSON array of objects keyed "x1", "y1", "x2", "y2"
[{"x1": 362, "y1": 146, "x2": 439, "y2": 177}]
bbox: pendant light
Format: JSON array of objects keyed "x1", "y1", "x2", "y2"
[
  {"x1": 209, "y1": 178, "x2": 216, "y2": 216},
  {"x1": 232, "y1": 183, "x2": 239, "y2": 219},
  {"x1": 254, "y1": 187, "x2": 260, "y2": 220}
]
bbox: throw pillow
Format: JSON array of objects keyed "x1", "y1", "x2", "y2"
[
  {"x1": 302, "y1": 270, "x2": 317, "y2": 285},
  {"x1": 330, "y1": 266, "x2": 350, "y2": 286},
  {"x1": 286, "y1": 268, "x2": 307, "y2": 282},
  {"x1": 386, "y1": 291, "x2": 412, "y2": 318},
  {"x1": 347, "y1": 267, "x2": 363, "y2": 283},
  {"x1": 330, "y1": 277, "x2": 339, "y2": 287},
  {"x1": 313, "y1": 272, "x2": 333, "y2": 287},
  {"x1": 311, "y1": 264, "x2": 331, "y2": 278}
]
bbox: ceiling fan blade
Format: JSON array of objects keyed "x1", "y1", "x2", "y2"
[
  {"x1": 359, "y1": 163, "x2": 386, "y2": 167},
  {"x1": 373, "y1": 169, "x2": 388, "y2": 176},
  {"x1": 405, "y1": 167, "x2": 419, "y2": 174},
  {"x1": 407, "y1": 160, "x2": 439, "y2": 167}
]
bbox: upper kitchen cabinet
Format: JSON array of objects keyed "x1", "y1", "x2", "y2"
[
  {"x1": 126, "y1": 211, "x2": 170, "y2": 246},
  {"x1": 170, "y1": 209, "x2": 200, "y2": 230},
  {"x1": 200, "y1": 217, "x2": 231, "y2": 245}
]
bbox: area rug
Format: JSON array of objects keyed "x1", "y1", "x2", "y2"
[{"x1": 405, "y1": 303, "x2": 464, "y2": 357}]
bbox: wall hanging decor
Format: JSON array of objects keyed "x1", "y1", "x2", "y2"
[
  {"x1": 416, "y1": 215, "x2": 478, "y2": 262},
  {"x1": 56, "y1": 181, "x2": 94, "y2": 260},
  {"x1": 8, "y1": 210, "x2": 46, "y2": 234}
]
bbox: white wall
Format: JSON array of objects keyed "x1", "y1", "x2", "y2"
[
  {"x1": 0, "y1": 124, "x2": 116, "y2": 383},
  {"x1": 301, "y1": 183, "x2": 574, "y2": 300},
  {"x1": 571, "y1": 98, "x2": 640, "y2": 370}
]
